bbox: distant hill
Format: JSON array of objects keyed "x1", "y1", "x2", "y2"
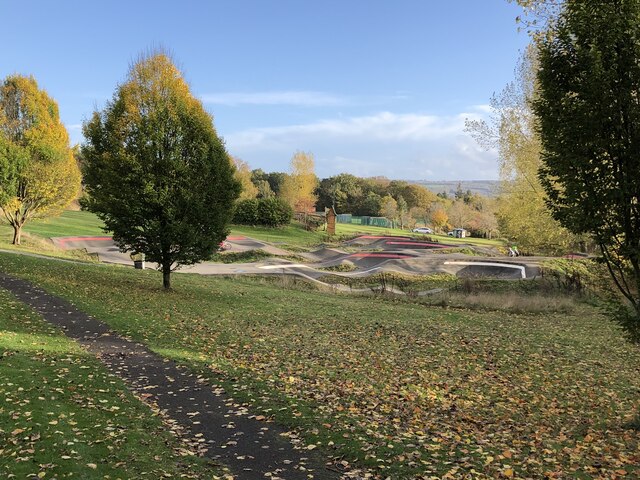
[{"x1": 412, "y1": 180, "x2": 500, "y2": 198}]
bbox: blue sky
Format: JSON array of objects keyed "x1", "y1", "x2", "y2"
[{"x1": 0, "y1": 0, "x2": 529, "y2": 180}]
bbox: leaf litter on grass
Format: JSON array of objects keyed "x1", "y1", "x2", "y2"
[
  {"x1": 1, "y1": 253, "x2": 639, "y2": 478},
  {"x1": 0, "y1": 287, "x2": 221, "y2": 479}
]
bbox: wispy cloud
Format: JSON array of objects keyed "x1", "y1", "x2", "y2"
[
  {"x1": 201, "y1": 90, "x2": 348, "y2": 107},
  {"x1": 470, "y1": 104, "x2": 493, "y2": 114},
  {"x1": 223, "y1": 110, "x2": 498, "y2": 180},
  {"x1": 226, "y1": 111, "x2": 486, "y2": 147}
]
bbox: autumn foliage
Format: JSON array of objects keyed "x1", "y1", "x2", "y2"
[{"x1": 0, "y1": 75, "x2": 81, "y2": 244}]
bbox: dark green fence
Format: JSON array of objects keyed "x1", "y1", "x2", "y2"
[{"x1": 336, "y1": 214, "x2": 393, "y2": 228}]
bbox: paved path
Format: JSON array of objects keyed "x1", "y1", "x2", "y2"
[{"x1": 0, "y1": 272, "x2": 339, "y2": 480}]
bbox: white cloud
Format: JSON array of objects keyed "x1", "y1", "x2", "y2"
[
  {"x1": 65, "y1": 123, "x2": 82, "y2": 131},
  {"x1": 223, "y1": 110, "x2": 498, "y2": 180},
  {"x1": 471, "y1": 104, "x2": 493, "y2": 114},
  {"x1": 201, "y1": 90, "x2": 347, "y2": 107},
  {"x1": 227, "y1": 111, "x2": 477, "y2": 147}
]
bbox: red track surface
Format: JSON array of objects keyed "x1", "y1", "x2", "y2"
[
  {"x1": 57, "y1": 236, "x2": 113, "y2": 245},
  {"x1": 349, "y1": 253, "x2": 412, "y2": 259},
  {"x1": 357, "y1": 235, "x2": 411, "y2": 240},
  {"x1": 385, "y1": 241, "x2": 447, "y2": 248},
  {"x1": 226, "y1": 236, "x2": 247, "y2": 241}
]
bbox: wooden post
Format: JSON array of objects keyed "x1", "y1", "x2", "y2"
[{"x1": 326, "y1": 207, "x2": 336, "y2": 236}]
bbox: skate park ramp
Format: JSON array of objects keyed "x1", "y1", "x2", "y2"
[
  {"x1": 50, "y1": 236, "x2": 130, "y2": 264},
  {"x1": 301, "y1": 247, "x2": 351, "y2": 263},
  {"x1": 50, "y1": 234, "x2": 540, "y2": 281}
]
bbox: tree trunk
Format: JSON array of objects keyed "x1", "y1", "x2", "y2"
[
  {"x1": 12, "y1": 224, "x2": 22, "y2": 245},
  {"x1": 162, "y1": 263, "x2": 171, "y2": 290}
]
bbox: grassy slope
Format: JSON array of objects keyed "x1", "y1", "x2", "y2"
[
  {"x1": 0, "y1": 288, "x2": 220, "y2": 479},
  {"x1": 0, "y1": 211, "x2": 107, "y2": 240},
  {"x1": 0, "y1": 252, "x2": 638, "y2": 479}
]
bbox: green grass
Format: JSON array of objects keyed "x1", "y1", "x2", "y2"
[
  {"x1": 0, "y1": 252, "x2": 638, "y2": 478},
  {"x1": 0, "y1": 210, "x2": 108, "y2": 239},
  {"x1": 0, "y1": 211, "x2": 106, "y2": 261},
  {"x1": 209, "y1": 249, "x2": 275, "y2": 263},
  {"x1": 230, "y1": 222, "x2": 326, "y2": 247},
  {"x1": 1, "y1": 210, "x2": 503, "y2": 255},
  {"x1": 332, "y1": 222, "x2": 504, "y2": 247},
  {"x1": 0, "y1": 287, "x2": 221, "y2": 479}
]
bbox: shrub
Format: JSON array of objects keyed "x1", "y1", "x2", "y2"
[
  {"x1": 233, "y1": 199, "x2": 259, "y2": 225},
  {"x1": 234, "y1": 197, "x2": 292, "y2": 227},
  {"x1": 541, "y1": 258, "x2": 606, "y2": 295}
]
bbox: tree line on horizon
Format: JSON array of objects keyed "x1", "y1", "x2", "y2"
[{"x1": 233, "y1": 157, "x2": 500, "y2": 237}]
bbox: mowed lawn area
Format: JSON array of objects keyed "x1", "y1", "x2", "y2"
[
  {"x1": 0, "y1": 252, "x2": 638, "y2": 478},
  {"x1": 0, "y1": 210, "x2": 504, "y2": 250},
  {"x1": 0, "y1": 287, "x2": 220, "y2": 479}
]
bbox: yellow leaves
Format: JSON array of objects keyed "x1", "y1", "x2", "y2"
[
  {"x1": 280, "y1": 151, "x2": 318, "y2": 212},
  {"x1": 231, "y1": 156, "x2": 258, "y2": 200},
  {"x1": 0, "y1": 74, "x2": 81, "y2": 228},
  {"x1": 120, "y1": 52, "x2": 205, "y2": 125}
]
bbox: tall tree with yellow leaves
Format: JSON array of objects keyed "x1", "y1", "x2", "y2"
[
  {"x1": 0, "y1": 75, "x2": 81, "y2": 245},
  {"x1": 466, "y1": 46, "x2": 574, "y2": 253},
  {"x1": 279, "y1": 151, "x2": 318, "y2": 213},
  {"x1": 231, "y1": 156, "x2": 258, "y2": 200}
]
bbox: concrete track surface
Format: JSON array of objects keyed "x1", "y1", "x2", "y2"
[{"x1": 51, "y1": 234, "x2": 542, "y2": 288}]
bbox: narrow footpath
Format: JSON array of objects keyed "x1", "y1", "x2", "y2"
[{"x1": 0, "y1": 272, "x2": 340, "y2": 480}]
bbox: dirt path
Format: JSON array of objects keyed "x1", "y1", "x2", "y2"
[{"x1": 0, "y1": 272, "x2": 339, "y2": 480}]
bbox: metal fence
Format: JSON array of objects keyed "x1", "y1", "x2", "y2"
[{"x1": 336, "y1": 214, "x2": 393, "y2": 228}]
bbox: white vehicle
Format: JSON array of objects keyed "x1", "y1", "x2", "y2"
[{"x1": 412, "y1": 227, "x2": 433, "y2": 234}]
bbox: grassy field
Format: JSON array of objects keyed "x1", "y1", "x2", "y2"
[
  {"x1": 229, "y1": 222, "x2": 325, "y2": 247},
  {"x1": 334, "y1": 222, "x2": 504, "y2": 247},
  {"x1": 0, "y1": 287, "x2": 221, "y2": 479},
  {"x1": 1, "y1": 210, "x2": 504, "y2": 250},
  {"x1": 0, "y1": 252, "x2": 638, "y2": 478},
  {"x1": 0, "y1": 210, "x2": 107, "y2": 240}
]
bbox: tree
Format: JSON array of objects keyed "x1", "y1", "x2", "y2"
[
  {"x1": 82, "y1": 52, "x2": 240, "y2": 289},
  {"x1": 316, "y1": 173, "x2": 363, "y2": 213},
  {"x1": 379, "y1": 194, "x2": 398, "y2": 226},
  {"x1": 447, "y1": 200, "x2": 474, "y2": 229},
  {"x1": 231, "y1": 156, "x2": 258, "y2": 200},
  {"x1": 357, "y1": 191, "x2": 383, "y2": 217},
  {"x1": 254, "y1": 179, "x2": 274, "y2": 198},
  {"x1": 466, "y1": 45, "x2": 573, "y2": 253},
  {"x1": 0, "y1": 75, "x2": 81, "y2": 244},
  {"x1": 265, "y1": 172, "x2": 287, "y2": 196},
  {"x1": 250, "y1": 169, "x2": 275, "y2": 198},
  {"x1": 468, "y1": 209, "x2": 499, "y2": 239},
  {"x1": 279, "y1": 151, "x2": 318, "y2": 213},
  {"x1": 410, "y1": 206, "x2": 430, "y2": 227},
  {"x1": 396, "y1": 196, "x2": 409, "y2": 229},
  {"x1": 431, "y1": 207, "x2": 449, "y2": 232},
  {"x1": 402, "y1": 184, "x2": 437, "y2": 210},
  {"x1": 534, "y1": 0, "x2": 640, "y2": 335}
]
